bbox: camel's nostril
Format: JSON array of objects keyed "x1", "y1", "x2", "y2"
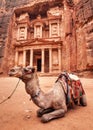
[{"x1": 8, "y1": 73, "x2": 12, "y2": 76}]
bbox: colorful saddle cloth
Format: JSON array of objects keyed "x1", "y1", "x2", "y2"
[{"x1": 57, "y1": 72, "x2": 85, "y2": 104}]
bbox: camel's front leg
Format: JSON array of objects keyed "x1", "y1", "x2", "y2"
[
  {"x1": 37, "y1": 108, "x2": 54, "y2": 117},
  {"x1": 41, "y1": 109, "x2": 65, "y2": 123}
]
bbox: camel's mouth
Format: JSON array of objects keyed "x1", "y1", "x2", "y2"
[
  {"x1": 8, "y1": 72, "x2": 20, "y2": 77},
  {"x1": 8, "y1": 73, "x2": 13, "y2": 77},
  {"x1": 8, "y1": 71, "x2": 15, "y2": 77},
  {"x1": 8, "y1": 71, "x2": 19, "y2": 77}
]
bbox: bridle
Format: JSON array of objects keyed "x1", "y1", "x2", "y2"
[{"x1": 19, "y1": 69, "x2": 33, "y2": 80}]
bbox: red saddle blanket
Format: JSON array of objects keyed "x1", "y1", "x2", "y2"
[{"x1": 57, "y1": 73, "x2": 85, "y2": 104}]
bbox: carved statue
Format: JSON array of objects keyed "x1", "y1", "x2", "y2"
[
  {"x1": 8, "y1": 66, "x2": 87, "y2": 123},
  {"x1": 66, "y1": 0, "x2": 74, "y2": 6}
]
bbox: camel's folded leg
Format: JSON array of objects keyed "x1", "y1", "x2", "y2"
[
  {"x1": 80, "y1": 94, "x2": 87, "y2": 106},
  {"x1": 41, "y1": 109, "x2": 65, "y2": 123},
  {"x1": 37, "y1": 108, "x2": 54, "y2": 117}
]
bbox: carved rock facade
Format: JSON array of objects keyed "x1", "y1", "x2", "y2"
[{"x1": 0, "y1": 0, "x2": 93, "y2": 76}]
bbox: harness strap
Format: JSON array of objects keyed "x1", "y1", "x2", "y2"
[{"x1": 58, "y1": 80, "x2": 69, "y2": 105}]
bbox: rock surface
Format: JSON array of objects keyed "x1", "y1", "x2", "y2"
[{"x1": 0, "y1": 0, "x2": 93, "y2": 77}]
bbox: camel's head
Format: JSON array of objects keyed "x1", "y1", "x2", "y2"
[
  {"x1": 8, "y1": 66, "x2": 23, "y2": 78},
  {"x1": 9, "y1": 66, "x2": 35, "y2": 81}
]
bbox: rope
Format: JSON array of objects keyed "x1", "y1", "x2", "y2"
[{"x1": 0, "y1": 79, "x2": 20, "y2": 105}]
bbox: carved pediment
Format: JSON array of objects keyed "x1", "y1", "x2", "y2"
[
  {"x1": 31, "y1": 15, "x2": 45, "y2": 26},
  {"x1": 47, "y1": 6, "x2": 62, "y2": 17},
  {"x1": 14, "y1": 38, "x2": 62, "y2": 47},
  {"x1": 16, "y1": 13, "x2": 29, "y2": 23}
]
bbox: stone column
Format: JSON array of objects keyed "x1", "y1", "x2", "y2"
[
  {"x1": 49, "y1": 48, "x2": 52, "y2": 73},
  {"x1": 15, "y1": 51, "x2": 18, "y2": 66},
  {"x1": 23, "y1": 50, "x2": 26, "y2": 67},
  {"x1": 58, "y1": 21, "x2": 60, "y2": 36},
  {"x1": 40, "y1": 25, "x2": 42, "y2": 38},
  {"x1": 24, "y1": 27, "x2": 27, "y2": 40},
  {"x1": 34, "y1": 26, "x2": 36, "y2": 38},
  {"x1": 41, "y1": 49, "x2": 44, "y2": 73},
  {"x1": 30, "y1": 49, "x2": 33, "y2": 67},
  {"x1": 49, "y1": 22, "x2": 51, "y2": 38},
  {"x1": 17, "y1": 27, "x2": 20, "y2": 40},
  {"x1": 58, "y1": 46, "x2": 61, "y2": 72}
]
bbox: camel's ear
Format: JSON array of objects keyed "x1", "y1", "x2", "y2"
[{"x1": 24, "y1": 66, "x2": 35, "y2": 73}]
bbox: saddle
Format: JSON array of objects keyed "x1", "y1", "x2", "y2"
[{"x1": 56, "y1": 72, "x2": 85, "y2": 106}]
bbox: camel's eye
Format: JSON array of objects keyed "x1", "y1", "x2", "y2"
[{"x1": 11, "y1": 69, "x2": 15, "y2": 72}]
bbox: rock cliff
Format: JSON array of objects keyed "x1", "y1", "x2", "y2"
[{"x1": 0, "y1": 0, "x2": 93, "y2": 77}]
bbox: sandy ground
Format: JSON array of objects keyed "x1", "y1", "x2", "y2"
[{"x1": 0, "y1": 76, "x2": 93, "y2": 130}]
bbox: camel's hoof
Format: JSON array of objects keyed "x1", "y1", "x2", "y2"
[
  {"x1": 80, "y1": 95, "x2": 87, "y2": 106},
  {"x1": 41, "y1": 115, "x2": 50, "y2": 123}
]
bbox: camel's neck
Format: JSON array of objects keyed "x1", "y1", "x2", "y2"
[
  {"x1": 23, "y1": 73, "x2": 51, "y2": 109},
  {"x1": 24, "y1": 73, "x2": 43, "y2": 99}
]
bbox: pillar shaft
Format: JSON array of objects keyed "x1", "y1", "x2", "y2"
[
  {"x1": 30, "y1": 49, "x2": 33, "y2": 67},
  {"x1": 49, "y1": 48, "x2": 52, "y2": 73},
  {"x1": 42, "y1": 49, "x2": 44, "y2": 73},
  {"x1": 15, "y1": 51, "x2": 18, "y2": 66},
  {"x1": 23, "y1": 50, "x2": 26, "y2": 67},
  {"x1": 58, "y1": 47, "x2": 61, "y2": 71}
]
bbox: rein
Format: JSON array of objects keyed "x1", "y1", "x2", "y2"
[{"x1": 0, "y1": 79, "x2": 20, "y2": 105}]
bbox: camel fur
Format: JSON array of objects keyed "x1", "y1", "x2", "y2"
[{"x1": 8, "y1": 66, "x2": 87, "y2": 123}]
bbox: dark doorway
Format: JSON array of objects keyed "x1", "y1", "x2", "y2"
[
  {"x1": 26, "y1": 50, "x2": 30, "y2": 66},
  {"x1": 37, "y1": 59, "x2": 41, "y2": 71},
  {"x1": 45, "y1": 49, "x2": 49, "y2": 72}
]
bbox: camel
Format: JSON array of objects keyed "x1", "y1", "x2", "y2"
[{"x1": 8, "y1": 66, "x2": 87, "y2": 123}]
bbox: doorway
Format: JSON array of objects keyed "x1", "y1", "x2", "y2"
[
  {"x1": 45, "y1": 49, "x2": 49, "y2": 72},
  {"x1": 26, "y1": 50, "x2": 30, "y2": 66},
  {"x1": 37, "y1": 58, "x2": 41, "y2": 72}
]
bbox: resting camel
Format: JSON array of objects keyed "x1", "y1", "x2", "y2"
[{"x1": 8, "y1": 66, "x2": 87, "y2": 123}]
